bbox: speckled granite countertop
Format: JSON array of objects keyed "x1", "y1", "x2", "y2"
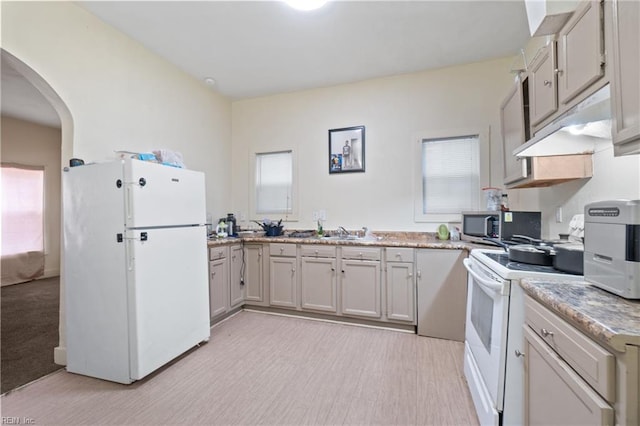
[
  {"x1": 207, "y1": 231, "x2": 482, "y2": 251},
  {"x1": 520, "y1": 279, "x2": 640, "y2": 352}
]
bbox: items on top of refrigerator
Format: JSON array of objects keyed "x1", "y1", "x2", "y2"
[{"x1": 114, "y1": 149, "x2": 185, "y2": 168}]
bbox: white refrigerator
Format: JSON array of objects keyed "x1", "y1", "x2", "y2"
[{"x1": 64, "y1": 158, "x2": 210, "y2": 384}]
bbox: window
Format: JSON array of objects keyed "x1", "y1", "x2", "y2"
[
  {"x1": 414, "y1": 132, "x2": 483, "y2": 222},
  {"x1": 1, "y1": 164, "x2": 45, "y2": 255},
  {"x1": 253, "y1": 150, "x2": 296, "y2": 219}
]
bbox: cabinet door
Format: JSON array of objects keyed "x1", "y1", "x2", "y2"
[
  {"x1": 300, "y1": 257, "x2": 337, "y2": 313},
  {"x1": 269, "y1": 257, "x2": 297, "y2": 308},
  {"x1": 244, "y1": 244, "x2": 264, "y2": 303},
  {"x1": 385, "y1": 262, "x2": 415, "y2": 323},
  {"x1": 523, "y1": 327, "x2": 614, "y2": 425},
  {"x1": 609, "y1": 0, "x2": 640, "y2": 154},
  {"x1": 229, "y1": 245, "x2": 245, "y2": 308},
  {"x1": 341, "y1": 260, "x2": 381, "y2": 319},
  {"x1": 529, "y1": 43, "x2": 558, "y2": 126},
  {"x1": 501, "y1": 81, "x2": 528, "y2": 185},
  {"x1": 557, "y1": 0, "x2": 605, "y2": 106},
  {"x1": 416, "y1": 249, "x2": 467, "y2": 341},
  {"x1": 209, "y1": 258, "x2": 229, "y2": 319}
]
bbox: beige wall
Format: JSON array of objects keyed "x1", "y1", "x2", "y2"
[
  {"x1": 2, "y1": 1, "x2": 232, "y2": 364},
  {"x1": 1, "y1": 115, "x2": 62, "y2": 279},
  {"x1": 1, "y1": 1, "x2": 232, "y2": 220},
  {"x1": 232, "y1": 57, "x2": 517, "y2": 232}
]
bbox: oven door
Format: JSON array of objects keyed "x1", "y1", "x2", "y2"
[{"x1": 463, "y1": 257, "x2": 510, "y2": 421}]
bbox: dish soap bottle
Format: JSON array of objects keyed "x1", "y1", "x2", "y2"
[{"x1": 317, "y1": 220, "x2": 324, "y2": 237}]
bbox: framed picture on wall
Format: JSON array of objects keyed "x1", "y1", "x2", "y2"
[{"x1": 329, "y1": 125, "x2": 365, "y2": 174}]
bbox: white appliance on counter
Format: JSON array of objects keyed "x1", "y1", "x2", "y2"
[
  {"x1": 584, "y1": 199, "x2": 640, "y2": 299},
  {"x1": 463, "y1": 249, "x2": 581, "y2": 426},
  {"x1": 64, "y1": 158, "x2": 210, "y2": 384}
]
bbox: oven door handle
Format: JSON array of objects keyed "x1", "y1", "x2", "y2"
[{"x1": 463, "y1": 258, "x2": 504, "y2": 295}]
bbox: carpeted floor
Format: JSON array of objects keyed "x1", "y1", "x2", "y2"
[{"x1": 1, "y1": 277, "x2": 63, "y2": 394}]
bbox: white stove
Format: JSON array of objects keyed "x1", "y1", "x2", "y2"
[{"x1": 463, "y1": 249, "x2": 581, "y2": 426}]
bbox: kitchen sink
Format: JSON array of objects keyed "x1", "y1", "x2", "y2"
[{"x1": 321, "y1": 235, "x2": 369, "y2": 241}]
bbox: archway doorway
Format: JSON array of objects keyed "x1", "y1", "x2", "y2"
[{"x1": 1, "y1": 49, "x2": 73, "y2": 393}]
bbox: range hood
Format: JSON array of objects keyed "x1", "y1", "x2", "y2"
[
  {"x1": 515, "y1": 84, "x2": 613, "y2": 157},
  {"x1": 525, "y1": 0, "x2": 578, "y2": 36}
]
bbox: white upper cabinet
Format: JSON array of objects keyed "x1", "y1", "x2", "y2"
[
  {"x1": 556, "y1": 0, "x2": 606, "y2": 106},
  {"x1": 608, "y1": 0, "x2": 640, "y2": 156},
  {"x1": 529, "y1": 42, "x2": 559, "y2": 126}
]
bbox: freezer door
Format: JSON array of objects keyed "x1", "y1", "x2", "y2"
[
  {"x1": 124, "y1": 159, "x2": 206, "y2": 228},
  {"x1": 126, "y1": 225, "x2": 210, "y2": 380}
]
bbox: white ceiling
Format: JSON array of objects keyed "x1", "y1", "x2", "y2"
[{"x1": 1, "y1": 1, "x2": 531, "y2": 126}]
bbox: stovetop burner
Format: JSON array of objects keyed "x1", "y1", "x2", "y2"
[{"x1": 484, "y1": 252, "x2": 579, "y2": 275}]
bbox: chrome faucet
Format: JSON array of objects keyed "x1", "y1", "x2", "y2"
[{"x1": 336, "y1": 226, "x2": 350, "y2": 237}]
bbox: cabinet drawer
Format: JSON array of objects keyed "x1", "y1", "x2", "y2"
[
  {"x1": 525, "y1": 296, "x2": 615, "y2": 402},
  {"x1": 300, "y1": 245, "x2": 336, "y2": 258},
  {"x1": 342, "y1": 246, "x2": 381, "y2": 261},
  {"x1": 209, "y1": 246, "x2": 229, "y2": 261},
  {"x1": 269, "y1": 243, "x2": 297, "y2": 257},
  {"x1": 386, "y1": 247, "x2": 414, "y2": 263}
]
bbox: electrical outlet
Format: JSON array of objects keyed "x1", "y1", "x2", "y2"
[
  {"x1": 556, "y1": 207, "x2": 563, "y2": 223},
  {"x1": 319, "y1": 210, "x2": 326, "y2": 220},
  {"x1": 312, "y1": 211, "x2": 319, "y2": 221}
]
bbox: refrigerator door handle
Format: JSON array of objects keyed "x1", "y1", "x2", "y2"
[
  {"x1": 127, "y1": 239, "x2": 134, "y2": 271},
  {"x1": 126, "y1": 186, "x2": 133, "y2": 221}
]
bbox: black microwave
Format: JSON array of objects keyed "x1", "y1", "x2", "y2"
[{"x1": 461, "y1": 211, "x2": 541, "y2": 244}]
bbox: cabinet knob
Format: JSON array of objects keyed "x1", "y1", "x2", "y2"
[
  {"x1": 315, "y1": 250, "x2": 319, "y2": 255},
  {"x1": 331, "y1": 267, "x2": 335, "y2": 272},
  {"x1": 541, "y1": 328, "x2": 554, "y2": 338},
  {"x1": 554, "y1": 68, "x2": 563, "y2": 76},
  {"x1": 417, "y1": 270, "x2": 422, "y2": 279},
  {"x1": 515, "y1": 350, "x2": 525, "y2": 358},
  {"x1": 543, "y1": 80, "x2": 552, "y2": 86},
  {"x1": 280, "y1": 247, "x2": 284, "y2": 253},
  {"x1": 408, "y1": 273, "x2": 413, "y2": 278},
  {"x1": 292, "y1": 268, "x2": 296, "y2": 273}
]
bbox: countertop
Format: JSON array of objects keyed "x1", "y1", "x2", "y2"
[
  {"x1": 207, "y1": 231, "x2": 483, "y2": 251},
  {"x1": 520, "y1": 279, "x2": 640, "y2": 352}
]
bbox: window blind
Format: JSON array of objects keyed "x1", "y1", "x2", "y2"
[
  {"x1": 255, "y1": 151, "x2": 293, "y2": 214},
  {"x1": 421, "y1": 136, "x2": 480, "y2": 214},
  {"x1": 1, "y1": 164, "x2": 45, "y2": 255}
]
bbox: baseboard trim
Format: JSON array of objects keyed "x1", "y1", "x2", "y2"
[
  {"x1": 43, "y1": 268, "x2": 60, "y2": 278},
  {"x1": 54, "y1": 346, "x2": 66, "y2": 366}
]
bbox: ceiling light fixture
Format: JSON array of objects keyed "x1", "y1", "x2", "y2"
[
  {"x1": 204, "y1": 77, "x2": 216, "y2": 86},
  {"x1": 285, "y1": 0, "x2": 328, "y2": 11}
]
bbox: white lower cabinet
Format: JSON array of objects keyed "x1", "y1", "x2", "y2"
[
  {"x1": 340, "y1": 247, "x2": 381, "y2": 319},
  {"x1": 524, "y1": 295, "x2": 615, "y2": 425},
  {"x1": 209, "y1": 257, "x2": 229, "y2": 319},
  {"x1": 269, "y1": 243, "x2": 298, "y2": 309},
  {"x1": 524, "y1": 327, "x2": 613, "y2": 425},
  {"x1": 415, "y1": 249, "x2": 467, "y2": 341},
  {"x1": 385, "y1": 247, "x2": 415, "y2": 324},
  {"x1": 229, "y1": 244, "x2": 245, "y2": 309},
  {"x1": 300, "y1": 255, "x2": 338, "y2": 313},
  {"x1": 244, "y1": 244, "x2": 266, "y2": 305},
  {"x1": 208, "y1": 246, "x2": 229, "y2": 320}
]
